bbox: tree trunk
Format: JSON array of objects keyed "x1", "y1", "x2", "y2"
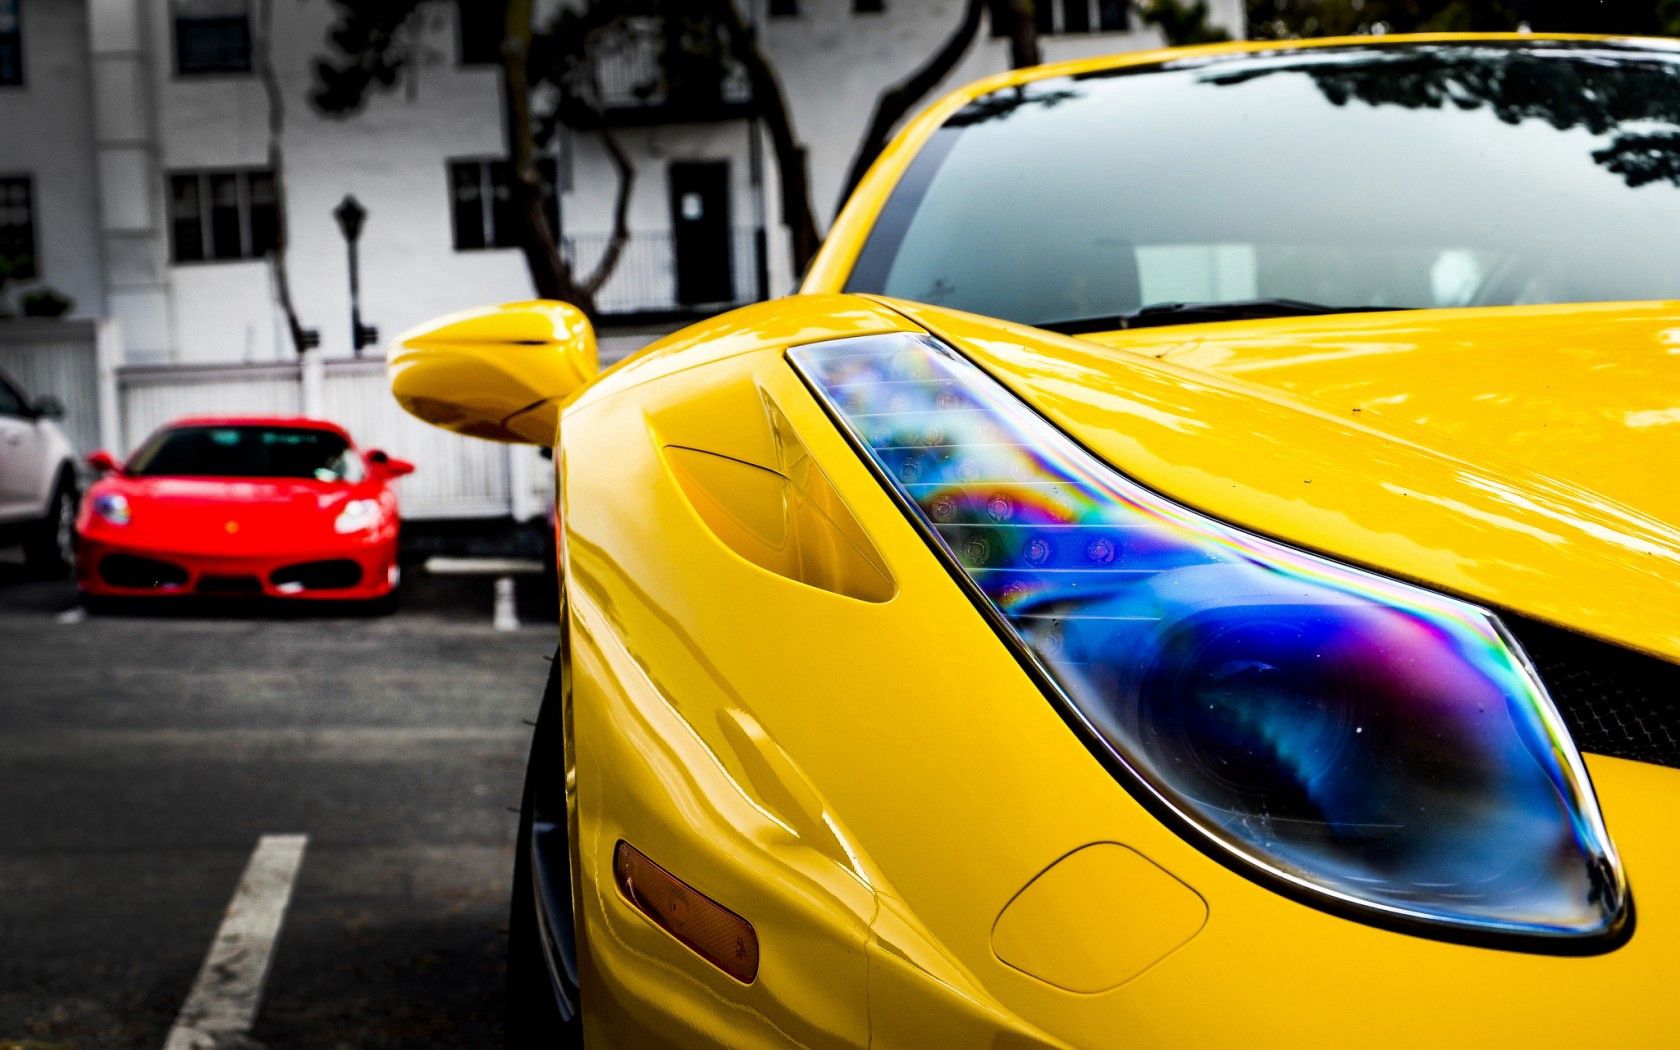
[
  {"x1": 501, "y1": 0, "x2": 594, "y2": 313},
  {"x1": 253, "y1": 0, "x2": 309, "y2": 354},
  {"x1": 836, "y1": 0, "x2": 984, "y2": 216},
  {"x1": 711, "y1": 0, "x2": 821, "y2": 279},
  {"x1": 1002, "y1": 0, "x2": 1041, "y2": 68}
]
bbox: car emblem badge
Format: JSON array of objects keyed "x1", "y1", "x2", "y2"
[{"x1": 225, "y1": 520, "x2": 239, "y2": 534}]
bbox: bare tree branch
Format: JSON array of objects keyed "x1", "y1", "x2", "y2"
[
  {"x1": 836, "y1": 0, "x2": 984, "y2": 216},
  {"x1": 501, "y1": 0, "x2": 592, "y2": 311},
  {"x1": 253, "y1": 0, "x2": 309, "y2": 354},
  {"x1": 555, "y1": 20, "x2": 637, "y2": 301},
  {"x1": 708, "y1": 0, "x2": 821, "y2": 278},
  {"x1": 583, "y1": 122, "x2": 635, "y2": 298}
]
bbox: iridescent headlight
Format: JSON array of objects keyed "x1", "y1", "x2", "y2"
[
  {"x1": 790, "y1": 332, "x2": 1628, "y2": 947},
  {"x1": 93, "y1": 492, "x2": 131, "y2": 526}
]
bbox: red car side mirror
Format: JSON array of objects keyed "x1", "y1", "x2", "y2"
[
  {"x1": 86, "y1": 450, "x2": 120, "y2": 474},
  {"x1": 366, "y1": 449, "x2": 415, "y2": 479}
]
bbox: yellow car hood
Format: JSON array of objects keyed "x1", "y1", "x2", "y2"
[
  {"x1": 874, "y1": 297, "x2": 1680, "y2": 664},
  {"x1": 557, "y1": 294, "x2": 1680, "y2": 1046},
  {"x1": 1145, "y1": 301, "x2": 1680, "y2": 528}
]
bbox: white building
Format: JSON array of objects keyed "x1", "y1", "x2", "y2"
[{"x1": 0, "y1": 0, "x2": 1242, "y2": 518}]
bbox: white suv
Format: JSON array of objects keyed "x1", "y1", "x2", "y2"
[{"x1": 0, "y1": 369, "x2": 79, "y2": 574}]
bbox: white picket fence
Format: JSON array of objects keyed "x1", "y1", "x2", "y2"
[{"x1": 0, "y1": 321, "x2": 550, "y2": 521}]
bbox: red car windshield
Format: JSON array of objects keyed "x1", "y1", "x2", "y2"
[{"x1": 127, "y1": 425, "x2": 363, "y2": 481}]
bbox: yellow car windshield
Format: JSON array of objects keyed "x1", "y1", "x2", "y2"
[{"x1": 847, "y1": 40, "x2": 1680, "y2": 331}]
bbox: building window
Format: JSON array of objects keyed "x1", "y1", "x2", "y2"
[
  {"x1": 768, "y1": 0, "x2": 798, "y2": 16},
  {"x1": 1041, "y1": 0, "x2": 1126, "y2": 33},
  {"x1": 854, "y1": 0, "x2": 885, "y2": 11},
  {"x1": 449, "y1": 158, "x2": 559, "y2": 251},
  {"x1": 174, "y1": 0, "x2": 252, "y2": 76},
  {"x1": 994, "y1": 0, "x2": 1127, "y2": 35},
  {"x1": 168, "y1": 169, "x2": 278, "y2": 263},
  {"x1": 0, "y1": 175, "x2": 35, "y2": 279},
  {"x1": 1095, "y1": 0, "x2": 1128, "y2": 31},
  {"x1": 457, "y1": 0, "x2": 505, "y2": 66},
  {"x1": 0, "y1": 0, "x2": 22, "y2": 87}
]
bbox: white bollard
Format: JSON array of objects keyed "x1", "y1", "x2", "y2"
[{"x1": 493, "y1": 576, "x2": 520, "y2": 632}]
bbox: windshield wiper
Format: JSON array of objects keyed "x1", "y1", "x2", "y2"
[{"x1": 1039, "y1": 299, "x2": 1412, "y2": 335}]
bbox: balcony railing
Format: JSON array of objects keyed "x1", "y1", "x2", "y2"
[
  {"x1": 563, "y1": 229, "x2": 763, "y2": 318},
  {"x1": 591, "y1": 20, "x2": 753, "y2": 125}
]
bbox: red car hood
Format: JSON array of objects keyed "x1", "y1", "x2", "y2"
[{"x1": 91, "y1": 476, "x2": 370, "y2": 557}]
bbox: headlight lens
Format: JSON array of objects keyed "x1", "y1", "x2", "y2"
[
  {"x1": 92, "y1": 492, "x2": 131, "y2": 526},
  {"x1": 334, "y1": 498, "x2": 382, "y2": 534},
  {"x1": 790, "y1": 332, "x2": 1627, "y2": 946}
]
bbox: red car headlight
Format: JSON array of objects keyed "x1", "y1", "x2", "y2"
[
  {"x1": 334, "y1": 498, "x2": 382, "y2": 534},
  {"x1": 92, "y1": 492, "x2": 131, "y2": 526}
]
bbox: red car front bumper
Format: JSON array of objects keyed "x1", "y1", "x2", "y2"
[{"x1": 76, "y1": 535, "x2": 399, "y2": 601}]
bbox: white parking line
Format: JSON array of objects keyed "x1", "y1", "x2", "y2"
[
  {"x1": 54, "y1": 606, "x2": 86, "y2": 625},
  {"x1": 424, "y1": 556, "x2": 544, "y2": 576},
  {"x1": 163, "y1": 834, "x2": 308, "y2": 1050}
]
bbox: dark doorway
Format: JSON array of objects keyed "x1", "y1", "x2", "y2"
[{"x1": 669, "y1": 161, "x2": 734, "y2": 306}]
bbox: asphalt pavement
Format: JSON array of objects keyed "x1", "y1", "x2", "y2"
[{"x1": 0, "y1": 555, "x2": 556, "y2": 1048}]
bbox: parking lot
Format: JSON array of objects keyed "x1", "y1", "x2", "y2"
[{"x1": 0, "y1": 557, "x2": 554, "y2": 1048}]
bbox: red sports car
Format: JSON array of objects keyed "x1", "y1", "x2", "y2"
[{"x1": 76, "y1": 416, "x2": 412, "y2": 605}]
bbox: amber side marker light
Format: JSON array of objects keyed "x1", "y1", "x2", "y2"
[{"x1": 613, "y1": 840, "x2": 759, "y2": 984}]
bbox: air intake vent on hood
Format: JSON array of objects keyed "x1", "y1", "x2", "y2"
[{"x1": 1506, "y1": 615, "x2": 1680, "y2": 770}]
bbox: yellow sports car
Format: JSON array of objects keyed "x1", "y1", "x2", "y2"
[{"x1": 392, "y1": 33, "x2": 1680, "y2": 1048}]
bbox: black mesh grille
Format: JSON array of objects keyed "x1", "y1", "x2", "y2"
[{"x1": 1505, "y1": 616, "x2": 1680, "y2": 769}]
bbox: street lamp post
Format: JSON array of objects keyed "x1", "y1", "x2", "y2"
[{"x1": 332, "y1": 194, "x2": 379, "y2": 356}]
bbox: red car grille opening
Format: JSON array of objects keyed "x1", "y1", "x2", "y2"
[
  {"x1": 99, "y1": 554, "x2": 189, "y2": 589},
  {"x1": 196, "y1": 574, "x2": 264, "y2": 595},
  {"x1": 271, "y1": 559, "x2": 363, "y2": 591}
]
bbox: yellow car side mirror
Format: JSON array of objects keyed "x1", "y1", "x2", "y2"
[{"x1": 389, "y1": 299, "x2": 598, "y2": 445}]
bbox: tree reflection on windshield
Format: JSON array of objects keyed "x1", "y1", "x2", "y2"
[
  {"x1": 946, "y1": 85, "x2": 1080, "y2": 127},
  {"x1": 847, "y1": 40, "x2": 1680, "y2": 328},
  {"x1": 1199, "y1": 43, "x2": 1680, "y2": 189}
]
